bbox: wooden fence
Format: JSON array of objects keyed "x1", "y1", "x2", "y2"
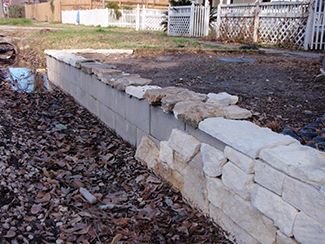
[{"x1": 25, "y1": 0, "x2": 168, "y2": 22}]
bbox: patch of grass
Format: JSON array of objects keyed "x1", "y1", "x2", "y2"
[
  {"x1": 17, "y1": 24, "x2": 224, "y2": 67},
  {"x1": 0, "y1": 18, "x2": 33, "y2": 26}
]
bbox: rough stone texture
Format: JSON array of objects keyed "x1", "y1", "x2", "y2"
[
  {"x1": 252, "y1": 185, "x2": 298, "y2": 236},
  {"x1": 209, "y1": 204, "x2": 259, "y2": 244},
  {"x1": 222, "y1": 162, "x2": 254, "y2": 200},
  {"x1": 95, "y1": 69, "x2": 123, "y2": 80},
  {"x1": 173, "y1": 101, "x2": 224, "y2": 128},
  {"x1": 143, "y1": 87, "x2": 206, "y2": 111},
  {"x1": 282, "y1": 176, "x2": 325, "y2": 225},
  {"x1": 155, "y1": 161, "x2": 184, "y2": 192},
  {"x1": 114, "y1": 76, "x2": 152, "y2": 91},
  {"x1": 207, "y1": 178, "x2": 276, "y2": 243},
  {"x1": 201, "y1": 143, "x2": 227, "y2": 177},
  {"x1": 161, "y1": 89, "x2": 207, "y2": 112},
  {"x1": 276, "y1": 231, "x2": 297, "y2": 244},
  {"x1": 159, "y1": 141, "x2": 173, "y2": 167},
  {"x1": 125, "y1": 85, "x2": 161, "y2": 99},
  {"x1": 99, "y1": 72, "x2": 135, "y2": 87},
  {"x1": 144, "y1": 87, "x2": 186, "y2": 105},
  {"x1": 182, "y1": 153, "x2": 208, "y2": 213},
  {"x1": 207, "y1": 92, "x2": 238, "y2": 106},
  {"x1": 167, "y1": 129, "x2": 200, "y2": 163},
  {"x1": 293, "y1": 212, "x2": 325, "y2": 244},
  {"x1": 255, "y1": 160, "x2": 285, "y2": 195},
  {"x1": 171, "y1": 152, "x2": 189, "y2": 173},
  {"x1": 260, "y1": 143, "x2": 325, "y2": 186},
  {"x1": 222, "y1": 105, "x2": 252, "y2": 120},
  {"x1": 79, "y1": 61, "x2": 115, "y2": 74},
  {"x1": 224, "y1": 146, "x2": 254, "y2": 174},
  {"x1": 135, "y1": 136, "x2": 160, "y2": 169},
  {"x1": 199, "y1": 117, "x2": 297, "y2": 158}
]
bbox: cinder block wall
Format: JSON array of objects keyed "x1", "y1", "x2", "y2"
[{"x1": 46, "y1": 51, "x2": 325, "y2": 244}]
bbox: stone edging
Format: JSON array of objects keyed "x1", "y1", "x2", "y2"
[{"x1": 45, "y1": 49, "x2": 325, "y2": 244}]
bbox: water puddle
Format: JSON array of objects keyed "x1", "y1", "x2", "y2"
[
  {"x1": 0, "y1": 67, "x2": 51, "y2": 93},
  {"x1": 217, "y1": 57, "x2": 256, "y2": 63}
]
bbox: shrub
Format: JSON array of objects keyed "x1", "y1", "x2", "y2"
[
  {"x1": 106, "y1": 2, "x2": 122, "y2": 20},
  {"x1": 8, "y1": 5, "x2": 25, "y2": 18}
]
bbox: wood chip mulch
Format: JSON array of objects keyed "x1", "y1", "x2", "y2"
[{"x1": 0, "y1": 83, "x2": 232, "y2": 244}]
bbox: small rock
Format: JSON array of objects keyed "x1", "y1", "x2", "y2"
[
  {"x1": 222, "y1": 105, "x2": 252, "y2": 120},
  {"x1": 125, "y1": 85, "x2": 161, "y2": 99},
  {"x1": 79, "y1": 187, "x2": 97, "y2": 204},
  {"x1": 207, "y1": 92, "x2": 238, "y2": 106}
]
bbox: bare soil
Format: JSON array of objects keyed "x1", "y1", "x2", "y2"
[{"x1": 84, "y1": 50, "x2": 325, "y2": 131}]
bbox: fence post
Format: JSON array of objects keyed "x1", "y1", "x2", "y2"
[
  {"x1": 141, "y1": 5, "x2": 146, "y2": 30},
  {"x1": 215, "y1": 3, "x2": 222, "y2": 39},
  {"x1": 167, "y1": 4, "x2": 171, "y2": 35},
  {"x1": 136, "y1": 4, "x2": 140, "y2": 31},
  {"x1": 303, "y1": 1, "x2": 315, "y2": 50},
  {"x1": 253, "y1": 0, "x2": 260, "y2": 43},
  {"x1": 204, "y1": 0, "x2": 210, "y2": 36},
  {"x1": 189, "y1": 2, "x2": 195, "y2": 36}
]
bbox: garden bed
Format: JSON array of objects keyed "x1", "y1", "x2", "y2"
[{"x1": 80, "y1": 50, "x2": 324, "y2": 131}]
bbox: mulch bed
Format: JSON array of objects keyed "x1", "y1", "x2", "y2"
[{"x1": 0, "y1": 82, "x2": 231, "y2": 243}]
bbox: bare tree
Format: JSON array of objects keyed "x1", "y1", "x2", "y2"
[{"x1": 0, "y1": 0, "x2": 5, "y2": 18}]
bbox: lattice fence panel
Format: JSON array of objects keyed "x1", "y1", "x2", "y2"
[
  {"x1": 215, "y1": 1, "x2": 311, "y2": 48},
  {"x1": 168, "y1": 6, "x2": 192, "y2": 36},
  {"x1": 258, "y1": 1, "x2": 309, "y2": 47},
  {"x1": 258, "y1": 17, "x2": 308, "y2": 46},
  {"x1": 219, "y1": 17, "x2": 254, "y2": 42},
  {"x1": 142, "y1": 9, "x2": 165, "y2": 31}
]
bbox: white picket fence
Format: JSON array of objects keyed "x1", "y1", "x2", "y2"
[
  {"x1": 304, "y1": 0, "x2": 325, "y2": 49},
  {"x1": 166, "y1": 0, "x2": 323, "y2": 50},
  {"x1": 168, "y1": 3, "x2": 210, "y2": 37},
  {"x1": 61, "y1": 6, "x2": 165, "y2": 31}
]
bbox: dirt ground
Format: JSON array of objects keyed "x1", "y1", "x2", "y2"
[{"x1": 83, "y1": 50, "x2": 325, "y2": 131}]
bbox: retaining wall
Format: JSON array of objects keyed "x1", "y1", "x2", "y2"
[{"x1": 45, "y1": 49, "x2": 325, "y2": 244}]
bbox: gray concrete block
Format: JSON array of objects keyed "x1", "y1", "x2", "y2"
[
  {"x1": 86, "y1": 95, "x2": 100, "y2": 117},
  {"x1": 186, "y1": 125, "x2": 226, "y2": 151},
  {"x1": 79, "y1": 71, "x2": 92, "y2": 91},
  {"x1": 114, "y1": 90, "x2": 127, "y2": 118},
  {"x1": 126, "y1": 96, "x2": 150, "y2": 133},
  {"x1": 115, "y1": 113, "x2": 137, "y2": 146},
  {"x1": 150, "y1": 105, "x2": 185, "y2": 141},
  {"x1": 75, "y1": 87, "x2": 87, "y2": 107},
  {"x1": 87, "y1": 77, "x2": 115, "y2": 110},
  {"x1": 69, "y1": 65, "x2": 81, "y2": 85},
  {"x1": 99, "y1": 102, "x2": 115, "y2": 131}
]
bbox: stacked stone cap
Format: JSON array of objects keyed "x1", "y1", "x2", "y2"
[
  {"x1": 260, "y1": 143, "x2": 325, "y2": 186},
  {"x1": 199, "y1": 117, "x2": 298, "y2": 158}
]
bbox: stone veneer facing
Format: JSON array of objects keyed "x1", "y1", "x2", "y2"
[{"x1": 45, "y1": 49, "x2": 325, "y2": 244}]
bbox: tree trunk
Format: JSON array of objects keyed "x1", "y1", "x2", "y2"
[{"x1": 0, "y1": 0, "x2": 5, "y2": 18}]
